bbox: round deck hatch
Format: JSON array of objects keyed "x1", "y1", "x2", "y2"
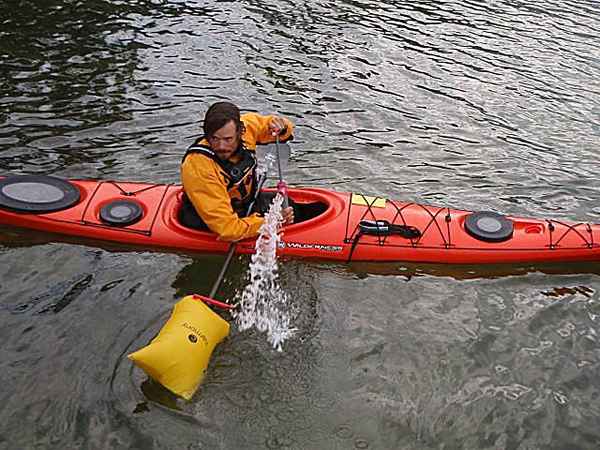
[
  {"x1": 0, "y1": 175, "x2": 80, "y2": 213},
  {"x1": 465, "y1": 211, "x2": 513, "y2": 242},
  {"x1": 99, "y1": 200, "x2": 143, "y2": 226}
]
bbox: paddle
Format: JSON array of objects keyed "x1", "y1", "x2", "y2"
[
  {"x1": 127, "y1": 142, "x2": 293, "y2": 400},
  {"x1": 196, "y1": 141, "x2": 291, "y2": 309}
]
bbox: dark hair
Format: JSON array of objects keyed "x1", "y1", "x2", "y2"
[{"x1": 203, "y1": 102, "x2": 243, "y2": 138}]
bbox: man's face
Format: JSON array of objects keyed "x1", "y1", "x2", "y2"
[{"x1": 207, "y1": 120, "x2": 240, "y2": 161}]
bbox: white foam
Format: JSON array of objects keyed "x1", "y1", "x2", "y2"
[{"x1": 232, "y1": 194, "x2": 295, "y2": 351}]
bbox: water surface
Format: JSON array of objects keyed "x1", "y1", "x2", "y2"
[{"x1": 1, "y1": 1, "x2": 600, "y2": 449}]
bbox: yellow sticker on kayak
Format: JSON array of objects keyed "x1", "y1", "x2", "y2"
[{"x1": 351, "y1": 193, "x2": 386, "y2": 208}]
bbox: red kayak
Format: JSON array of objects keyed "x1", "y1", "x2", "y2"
[{"x1": 1, "y1": 175, "x2": 599, "y2": 264}]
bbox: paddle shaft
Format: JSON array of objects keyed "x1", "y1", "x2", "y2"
[
  {"x1": 208, "y1": 171, "x2": 268, "y2": 300},
  {"x1": 275, "y1": 134, "x2": 289, "y2": 208}
]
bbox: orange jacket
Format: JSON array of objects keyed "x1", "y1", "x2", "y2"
[{"x1": 181, "y1": 112, "x2": 294, "y2": 242}]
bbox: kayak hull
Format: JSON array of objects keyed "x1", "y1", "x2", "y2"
[{"x1": 1, "y1": 177, "x2": 600, "y2": 264}]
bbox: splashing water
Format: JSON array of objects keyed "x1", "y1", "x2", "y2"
[{"x1": 232, "y1": 194, "x2": 295, "y2": 351}]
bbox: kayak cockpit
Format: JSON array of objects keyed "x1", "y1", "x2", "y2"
[
  {"x1": 291, "y1": 197, "x2": 328, "y2": 223},
  {"x1": 174, "y1": 187, "x2": 330, "y2": 232}
]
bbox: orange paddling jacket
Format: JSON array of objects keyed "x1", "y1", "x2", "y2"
[{"x1": 181, "y1": 112, "x2": 294, "y2": 241}]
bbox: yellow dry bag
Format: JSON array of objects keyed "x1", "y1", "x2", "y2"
[{"x1": 128, "y1": 295, "x2": 230, "y2": 400}]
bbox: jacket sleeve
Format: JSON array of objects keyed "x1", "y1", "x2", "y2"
[
  {"x1": 241, "y1": 112, "x2": 294, "y2": 148},
  {"x1": 181, "y1": 154, "x2": 264, "y2": 242}
]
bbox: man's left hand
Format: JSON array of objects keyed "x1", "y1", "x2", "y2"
[{"x1": 281, "y1": 206, "x2": 294, "y2": 225}]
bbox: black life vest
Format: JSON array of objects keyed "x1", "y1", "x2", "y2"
[{"x1": 182, "y1": 138, "x2": 258, "y2": 215}]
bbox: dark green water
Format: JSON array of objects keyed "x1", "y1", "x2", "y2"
[{"x1": 1, "y1": 1, "x2": 600, "y2": 449}]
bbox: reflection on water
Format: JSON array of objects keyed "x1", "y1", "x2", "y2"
[
  {"x1": 0, "y1": 0, "x2": 215, "y2": 179},
  {"x1": 348, "y1": 260, "x2": 600, "y2": 281},
  {"x1": 1, "y1": 0, "x2": 600, "y2": 448},
  {"x1": 1, "y1": 1, "x2": 141, "y2": 172}
]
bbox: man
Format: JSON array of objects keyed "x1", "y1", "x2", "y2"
[{"x1": 180, "y1": 101, "x2": 295, "y2": 241}]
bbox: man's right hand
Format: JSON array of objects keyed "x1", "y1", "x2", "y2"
[{"x1": 269, "y1": 117, "x2": 289, "y2": 137}]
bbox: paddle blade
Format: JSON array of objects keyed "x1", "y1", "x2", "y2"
[{"x1": 256, "y1": 142, "x2": 291, "y2": 175}]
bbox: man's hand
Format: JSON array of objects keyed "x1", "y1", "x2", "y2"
[
  {"x1": 269, "y1": 117, "x2": 288, "y2": 136},
  {"x1": 281, "y1": 206, "x2": 294, "y2": 225}
]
